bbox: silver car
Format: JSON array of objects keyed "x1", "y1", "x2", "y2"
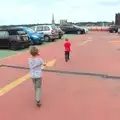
[
  {"x1": 56, "y1": 26, "x2": 64, "y2": 39},
  {"x1": 31, "y1": 25, "x2": 59, "y2": 42}
]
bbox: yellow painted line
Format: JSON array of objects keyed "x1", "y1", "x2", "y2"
[
  {"x1": 0, "y1": 59, "x2": 56, "y2": 97},
  {"x1": 0, "y1": 74, "x2": 30, "y2": 96},
  {"x1": 46, "y1": 59, "x2": 56, "y2": 67},
  {"x1": 77, "y1": 39, "x2": 92, "y2": 46}
]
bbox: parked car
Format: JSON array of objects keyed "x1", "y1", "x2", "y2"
[
  {"x1": 56, "y1": 27, "x2": 64, "y2": 39},
  {"x1": 81, "y1": 27, "x2": 88, "y2": 34},
  {"x1": 73, "y1": 25, "x2": 88, "y2": 34},
  {"x1": 60, "y1": 24, "x2": 85, "y2": 34},
  {"x1": 0, "y1": 27, "x2": 31, "y2": 50},
  {"x1": 118, "y1": 28, "x2": 120, "y2": 34},
  {"x1": 12, "y1": 27, "x2": 44, "y2": 44},
  {"x1": 31, "y1": 25, "x2": 59, "y2": 42},
  {"x1": 108, "y1": 25, "x2": 120, "y2": 33}
]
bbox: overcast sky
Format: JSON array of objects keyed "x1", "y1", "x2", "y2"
[{"x1": 0, "y1": 0, "x2": 120, "y2": 25}]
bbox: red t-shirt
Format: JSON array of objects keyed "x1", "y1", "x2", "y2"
[{"x1": 64, "y1": 41, "x2": 71, "y2": 51}]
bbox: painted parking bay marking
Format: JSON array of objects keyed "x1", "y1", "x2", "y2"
[
  {"x1": 108, "y1": 40, "x2": 120, "y2": 44},
  {"x1": 0, "y1": 59, "x2": 56, "y2": 96},
  {"x1": 78, "y1": 39, "x2": 92, "y2": 46}
]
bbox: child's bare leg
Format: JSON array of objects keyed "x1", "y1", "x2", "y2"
[
  {"x1": 32, "y1": 78, "x2": 36, "y2": 92},
  {"x1": 35, "y1": 78, "x2": 42, "y2": 106}
]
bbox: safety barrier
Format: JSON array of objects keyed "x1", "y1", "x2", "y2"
[
  {"x1": 85, "y1": 26, "x2": 109, "y2": 32},
  {"x1": 88, "y1": 28, "x2": 109, "y2": 32}
]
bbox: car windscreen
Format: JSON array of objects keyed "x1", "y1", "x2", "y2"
[
  {"x1": 30, "y1": 26, "x2": 36, "y2": 31},
  {"x1": 26, "y1": 28, "x2": 35, "y2": 33},
  {"x1": 17, "y1": 30, "x2": 26, "y2": 35},
  {"x1": 0, "y1": 31, "x2": 9, "y2": 37},
  {"x1": 73, "y1": 25, "x2": 80, "y2": 28},
  {"x1": 51, "y1": 25, "x2": 57, "y2": 30}
]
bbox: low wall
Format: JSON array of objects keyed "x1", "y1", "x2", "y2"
[{"x1": 82, "y1": 26, "x2": 109, "y2": 31}]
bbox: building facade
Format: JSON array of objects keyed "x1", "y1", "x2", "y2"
[
  {"x1": 115, "y1": 13, "x2": 120, "y2": 25},
  {"x1": 60, "y1": 20, "x2": 68, "y2": 25}
]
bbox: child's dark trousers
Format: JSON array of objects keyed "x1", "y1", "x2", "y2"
[{"x1": 65, "y1": 51, "x2": 70, "y2": 62}]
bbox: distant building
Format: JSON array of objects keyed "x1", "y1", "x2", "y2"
[
  {"x1": 60, "y1": 20, "x2": 68, "y2": 25},
  {"x1": 115, "y1": 13, "x2": 120, "y2": 25}
]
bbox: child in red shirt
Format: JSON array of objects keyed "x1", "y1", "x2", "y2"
[{"x1": 64, "y1": 38, "x2": 71, "y2": 62}]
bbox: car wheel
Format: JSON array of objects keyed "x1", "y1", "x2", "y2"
[
  {"x1": 30, "y1": 40, "x2": 34, "y2": 45},
  {"x1": 36, "y1": 40, "x2": 42, "y2": 44},
  {"x1": 59, "y1": 35, "x2": 62, "y2": 39},
  {"x1": 39, "y1": 41, "x2": 43, "y2": 44},
  {"x1": 110, "y1": 31, "x2": 113, "y2": 33},
  {"x1": 30, "y1": 40, "x2": 36, "y2": 45},
  {"x1": 77, "y1": 31, "x2": 81, "y2": 35},
  {"x1": 58, "y1": 32, "x2": 62, "y2": 39},
  {"x1": 9, "y1": 42, "x2": 18, "y2": 50},
  {"x1": 44, "y1": 35, "x2": 51, "y2": 42},
  {"x1": 113, "y1": 30, "x2": 116, "y2": 33},
  {"x1": 82, "y1": 30, "x2": 85, "y2": 34},
  {"x1": 26, "y1": 45, "x2": 30, "y2": 48},
  {"x1": 59, "y1": 36, "x2": 62, "y2": 39}
]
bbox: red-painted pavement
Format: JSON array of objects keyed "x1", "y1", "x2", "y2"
[{"x1": 1, "y1": 32, "x2": 120, "y2": 120}]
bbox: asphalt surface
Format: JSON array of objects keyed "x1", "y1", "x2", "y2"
[{"x1": 1, "y1": 32, "x2": 120, "y2": 120}]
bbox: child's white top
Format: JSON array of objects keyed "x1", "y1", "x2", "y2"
[{"x1": 28, "y1": 57, "x2": 44, "y2": 78}]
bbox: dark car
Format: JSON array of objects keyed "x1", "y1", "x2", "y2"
[
  {"x1": 108, "y1": 25, "x2": 120, "y2": 33},
  {"x1": 0, "y1": 28, "x2": 32, "y2": 50},
  {"x1": 60, "y1": 24, "x2": 85, "y2": 34}
]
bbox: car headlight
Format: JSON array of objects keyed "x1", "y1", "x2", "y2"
[{"x1": 32, "y1": 35, "x2": 39, "y2": 38}]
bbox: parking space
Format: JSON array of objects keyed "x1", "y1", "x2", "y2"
[{"x1": 1, "y1": 32, "x2": 120, "y2": 120}]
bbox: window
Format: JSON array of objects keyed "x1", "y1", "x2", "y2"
[
  {"x1": 17, "y1": 30, "x2": 26, "y2": 35},
  {"x1": 26, "y1": 28, "x2": 35, "y2": 33},
  {"x1": 0, "y1": 31, "x2": 9, "y2": 37},
  {"x1": 37, "y1": 26, "x2": 43, "y2": 31},
  {"x1": 43, "y1": 26, "x2": 50, "y2": 31},
  {"x1": 31, "y1": 26, "x2": 36, "y2": 31},
  {"x1": 51, "y1": 25, "x2": 57, "y2": 30},
  {"x1": 9, "y1": 30, "x2": 17, "y2": 35}
]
